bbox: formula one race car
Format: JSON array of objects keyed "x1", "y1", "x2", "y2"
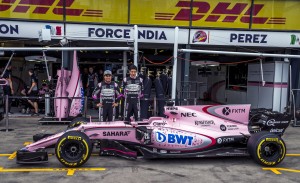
[{"x1": 16, "y1": 105, "x2": 291, "y2": 167}]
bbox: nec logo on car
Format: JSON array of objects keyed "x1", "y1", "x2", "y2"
[
  {"x1": 181, "y1": 112, "x2": 197, "y2": 117},
  {"x1": 222, "y1": 107, "x2": 245, "y2": 116},
  {"x1": 155, "y1": 132, "x2": 193, "y2": 145}
]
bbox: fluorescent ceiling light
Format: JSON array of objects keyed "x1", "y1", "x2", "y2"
[
  {"x1": 191, "y1": 60, "x2": 219, "y2": 67},
  {"x1": 25, "y1": 55, "x2": 58, "y2": 62}
]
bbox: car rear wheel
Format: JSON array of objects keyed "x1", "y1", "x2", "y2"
[
  {"x1": 55, "y1": 131, "x2": 92, "y2": 167},
  {"x1": 247, "y1": 131, "x2": 286, "y2": 166}
]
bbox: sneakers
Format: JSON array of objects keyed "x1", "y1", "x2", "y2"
[
  {"x1": 21, "y1": 109, "x2": 26, "y2": 114},
  {"x1": 31, "y1": 113, "x2": 39, "y2": 116},
  {"x1": 26, "y1": 108, "x2": 31, "y2": 114}
]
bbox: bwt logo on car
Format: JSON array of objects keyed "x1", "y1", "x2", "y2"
[
  {"x1": 222, "y1": 107, "x2": 245, "y2": 116},
  {"x1": 155, "y1": 132, "x2": 193, "y2": 145},
  {"x1": 181, "y1": 112, "x2": 197, "y2": 117}
]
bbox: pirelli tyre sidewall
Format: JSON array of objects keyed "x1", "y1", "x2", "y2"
[
  {"x1": 67, "y1": 117, "x2": 89, "y2": 129},
  {"x1": 247, "y1": 131, "x2": 286, "y2": 166},
  {"x1": 55, "y1": 131, "x2": 92, "y2": 167}
]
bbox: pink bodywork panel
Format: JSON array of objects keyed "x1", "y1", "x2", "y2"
[
  {"x1": 67, "y1": 51, "x2": 84, "y2": 116},
  {"x1": 25, "y1": 105, "x2": 251, "y2": 152},
  {"x1": 54, "y1": 51, "x2": 83, "y2": 119}
]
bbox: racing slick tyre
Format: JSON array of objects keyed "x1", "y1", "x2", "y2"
[
  {"x1": 67, "y1": 117, "x2": 89, "y2": 129},
  {"x1": 55, "y1": 131, "x2": 92, "y2": 167},
  {"x1": 247, "y1": 131, "x2": 286, "y2": 166}
]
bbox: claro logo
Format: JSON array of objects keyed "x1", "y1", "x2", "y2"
[
  {"x1": 0, "y1": 0, "x2": 102, "y2": 17},
  {"x1": 155, "y1": 1, "x2": 286, "y2": 25}
]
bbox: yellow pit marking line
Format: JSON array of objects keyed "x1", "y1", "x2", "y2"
[
  {"x1": 0, "y1": 167, "x2": 106, "y2": 176},
  {"x1": 263, "y1": 168, "x2": 300, "y2": 175}
]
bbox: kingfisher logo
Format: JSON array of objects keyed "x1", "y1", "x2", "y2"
[
  {"x1": 290, "y1": 35, "x2": 300, "y2": 45},
  {"x1": 155, "y1": 131, "x2": 193, "y2": 146},
  {"x1": 155, "y1": 1, "x2": 286, "y2": 25},
  {"x1": 192, "y1": 31, "x2": 208, "y2": 43},
  {"x1": 0, "y1": 0, "x2": 103, "y2": 17}
]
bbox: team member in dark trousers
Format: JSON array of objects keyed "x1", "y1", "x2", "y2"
[
  {"x1": 87, "y1": 66, "x2": 98, "y2": 108},
  {"x1": 154, "y1": 72, "x2": 165, "y2": 117},
  {"x1": 140, "y1": 69, "x2": 152, "y2": 119},
  {"x1": 2, "y1": 65, "x2": 14, "y2": 114},
  {"x1": 87, "y1": 67, "x2": 98, "y2": 96},
  {"x1": 122, "y1": 65, "x2": 144, "y2": 122},
  {"x1": 92, "y1": 70, "x2": 121, "y2": 122},
  {"x1": 27, "y1": 69, "x2": 39, "y2": 116}
]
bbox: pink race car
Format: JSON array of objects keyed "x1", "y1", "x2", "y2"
[{"x1": 17, "y1": 104, "x2": 290, "y2": 167}]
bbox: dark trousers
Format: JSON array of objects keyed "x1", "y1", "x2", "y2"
[
  {"x1": 102, "y1": 104, "x2": 114, "y2": 122},
  {"x1": 125, "y1": 101, "x2": 139, "y2": 121},
  {"x1": 3, "y1": 86, "x2": 12, "y2": 112}
]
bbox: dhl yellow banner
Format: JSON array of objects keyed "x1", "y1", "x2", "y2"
[
  {"x1": 0, "y1": 0, "x2": 128, "y2": 24},
  {"x1": 0, "y1": 0, "x2": 299, "y2": 30},
  {"x1": 130, "y1": 0, "x2": 300, "y2": 30}
]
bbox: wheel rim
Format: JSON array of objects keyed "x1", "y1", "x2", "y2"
[
  {"x1": 63, "y1": 141, "x2": 84, "y2": 161},
  {"x1": 261, "y1": 142, "x2": 280, "y2": 161}
]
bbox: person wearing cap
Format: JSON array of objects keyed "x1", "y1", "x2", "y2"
[
  {"x1": 92, "y1": 70, "x2": 121, "y2": 121},
  {"x1": 122, "y1": 65, "x2": 144, "y2": 122}
]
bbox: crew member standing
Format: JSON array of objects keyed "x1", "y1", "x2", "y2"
[
  {"x1": 92, "y1": 70, "x2": 121, "y2": 122},
  {"x1": 87, "y1": 66, "x2": 98, "y2": 108},
  {"x1": 27, "y1": 69, "x2": 39, "y2": 116},
  {"x1": 122, "y1": 65, "x2": 144, "y2": 122},
  {"x1": 2, "y1": 65, "x2": 14, "y2": 114}
]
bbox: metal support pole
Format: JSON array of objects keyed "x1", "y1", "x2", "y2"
[
  {"x1": 84, "y1": 96, "x2": 88, "y2": 118},
  {"x1": 42, "y1": 51, "x2": 51, "y2": 81},
  {"x1": 45, "y1": 93, "x2": 50, "y2": 116},
  {"x1": 123, "y1": 51, "x2": 127, "y2": 79},
  {"x1": 153, "y1": 97, "x2": 157, "y2": 116},
  {"x1": 0, "y1": 95, "x2": 13, "y2": 132},
  {"x1": 179, "y1": 49, "x2": 300, "y2": 59},
  {"x1": 5, "y1": 95, "x2": 9, "y2": 131},
  {"x1": 134, "y1": 25, "x2": 138, "y2": 70},
  {"x1": 172, "y1": 27, "x2": 179, "y2": 100},
  {"x1": 194, "y1": 98, "x2": 197, "y2": 105}
]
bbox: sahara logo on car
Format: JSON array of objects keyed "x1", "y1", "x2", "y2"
[
  {"x1": 195, "y1": 120, "x2": 215, "y2": 126},
  {"x1": 103, "y1": 131, "x2": 131, "y2": 136},
  {"x1": 155, "y1": 131, "x2": 193, "y2": 145},
  {"x1": 222, "y1": 107, "x2": 245, "y2": 116}
]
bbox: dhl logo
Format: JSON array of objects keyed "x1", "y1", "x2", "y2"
[
  {"x1": 155, "y1": 1, "x2": 286, "y2": 25},
  {"x1": 0, "y1": 0, "x2": 102, "y2": 17}
]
